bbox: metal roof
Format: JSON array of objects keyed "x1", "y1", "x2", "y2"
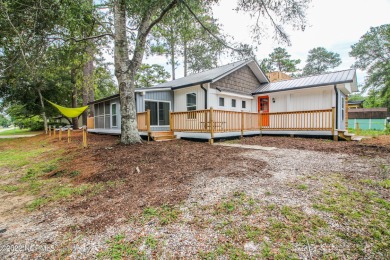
[
  {"x1": 151, "y1": 59, "x2": 268, "y2": 90},
  {"x1": 253, "y1": 69, "x2": 357, "y2": 94},
  {"x1": 348, "y1": 100, "x2": 364, "y2": 105}
]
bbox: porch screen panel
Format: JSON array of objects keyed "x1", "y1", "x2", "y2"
[
  {"x1": 104, "y1": 102, "x2": 110, "y2": 129},
  {"x1": 95, "y1": 103, "x2": 105, "y2": 128},
  {"x1": 159, "y1": 102, "x2": 170, "y2": 125},
  {"x1": 145, "y1": 101, "x2": 158, "y2": 125}
]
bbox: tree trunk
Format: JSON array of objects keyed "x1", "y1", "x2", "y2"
[
  {"x1": 71, "y1": 68, "x2": 79, "y2": 129},
  {"x1": 89, "y1": 76, "x2": 95, "y2": 117},
  {"x1": 37, "y1": 89, "x2": 48, "y2": 133},
  {"x1": 114, "y1": 0, "x2": 142, "y2": 144},
  {"x1": 169, "y1": 27, "x2": 176, "y2": 80},
  {"x1": 82, "y1": 45, "x2": 94, "y2": 125},
  {"x1": 114, "y1": 0, "x2": 178, "y2": 144},
  {"x1": 171, "y1": 43, "x2": 175, "y2": 80},
  {"x1": 184, "y1": 40, "x2": 188, "y2": 77}
]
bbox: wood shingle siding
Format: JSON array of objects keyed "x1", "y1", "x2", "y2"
[{"x1": 211, "y1": 65, "x2": 260, "y2": 95}]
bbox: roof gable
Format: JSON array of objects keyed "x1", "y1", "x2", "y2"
[{"x1": 150, "y1": 59, "x2": 268, "y2": 90}]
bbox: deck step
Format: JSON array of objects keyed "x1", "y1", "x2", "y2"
[
  {"x1": 150, "y1": 131, "x2": 176, "y2": 141},
  {"x1": 337, "y1": 130, "x2": 355, "y2": 141},
  {"x1": 150, "y1": 131, "x2": 174, "y2": 137},
  {"x1": 153, "y1": 135, "x2": 176, "y2": 141}
]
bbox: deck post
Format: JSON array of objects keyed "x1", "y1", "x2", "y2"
[
  {"x1": 169, "y1": 111, "x2": 173, "y2": 132},
  {"x1": 59, "y1": 127, "x2": 62, "y2": 141},
  {"x1": 67, "y1": 128, "x2": 71, "y2": 143},
  {"x1": 53, "y1": 126, "x2": 56, "y2": 138},
  {"x1": 332, "y1": 107, "x2": 338, "y2": 141},
  {"x1": 241, "y1": 110, "x2": 244, "y2": 138},
  {"x1": 209, "y1": 107, "x2": 214, "y2": 144},
  {"x1": 146, "y1": 109, "x2": 151, "y2": 142},
  {"x1": 49, "y1": 125, "x2": 51, "y2": 137},
  {"x1": 259, "y1": 112, "x2": 263, "y2": 136},
  {"x1": 82, "y1": 125, "x2": 87, "y2": 148}
]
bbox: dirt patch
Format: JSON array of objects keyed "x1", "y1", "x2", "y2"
[
  {"x1": 238, "y1": 135, "x2": 390, "y2": 157},
  {"x1": 65, "y1": 138, "x2": 267, "y2": 232}
]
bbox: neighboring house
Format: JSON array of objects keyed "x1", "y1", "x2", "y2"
[
  {"x1": 348, "y1": 108, "x2": 389, "y2": 131},
  {"x1": 88, "y1": 59, "x2": 358, "y2": 141},
  {"x1": 266, "y1": 71, "x2": 292, "y2": 82},
  {"x1": 348, "y1": 100, "x2": 364, "y2": 109}
]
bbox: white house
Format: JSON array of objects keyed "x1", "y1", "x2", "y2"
[{"x1": 88, "y1": 59, "x2": 358, "y2": 141}]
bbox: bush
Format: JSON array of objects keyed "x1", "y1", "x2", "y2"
[
  {"x1": 13, "y1": 116, "x2": 44, "y2": 131},
  {"x1": 384, "y1": 124, "x2": 390, "y2": 135}
]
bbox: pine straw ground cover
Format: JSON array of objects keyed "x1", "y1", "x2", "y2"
[{"x1": 0, "y1": 133, "x2": 389, "y2": 259}]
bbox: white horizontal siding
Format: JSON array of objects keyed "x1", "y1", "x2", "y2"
[
  {"x1": 174, "y1": 85, "x2": 205, "y2": 112},
  {"x1": 208, "y1": 88, "x2": 253, "y2": 112}
]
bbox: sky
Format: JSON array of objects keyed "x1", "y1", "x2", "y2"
[{"x1": 143, "y1": 0, "x2": 390, "y2": 90}]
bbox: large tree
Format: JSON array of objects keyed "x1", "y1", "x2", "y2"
[
  {"x1": 350, "y1": 24, "x2": 390, "y2": 98},
  {"x1": 113, "y1": 0, "x2": 310, "y2": 144},
  {"x1": 302, "y1": 47, "x2": 341, "y2": 76},
  {"x1": 261, "y1": 47, "x2": 301, "y2": 74}
]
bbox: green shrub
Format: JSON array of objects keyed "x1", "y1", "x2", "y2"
[{"x1": 384, "y1": 124, "x2": 390, "y2": 135}]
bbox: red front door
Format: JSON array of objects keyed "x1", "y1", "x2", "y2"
[{"x1": 258, "y1": 96, "x2": 269, "y2": 126}]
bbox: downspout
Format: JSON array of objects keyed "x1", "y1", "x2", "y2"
[
  {"x1": 200, "y1": 84, "x2": 207, "y2": 109},
  {"x1": 334, "y1": 85, "x2": 338, "y2": 129}
]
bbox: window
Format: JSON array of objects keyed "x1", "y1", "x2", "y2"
[
  {"x1": 186, "y1": 93, "x2": 196, "y2": 119},
  {"x1": 231, "y1": 99, "x2": 236, "y2": 108},
  {"x1": 242, "y1": 101, "x2": 246, "y2": 109},
  {"x1": 219, "y1": 97, "x2": 225, "y2": 107},
  {"x1": 186, "y1": 93, "x2": 196, "y2": 111},
  {"x1": 341, "y1": 97, "x2": 345, "y2": 121},
  {"x1": 111, "y1": 103, "x2": 117, "y2": 127},
  {"x1": 145, "y1": 101, "x2": 170, "y2": 126}
]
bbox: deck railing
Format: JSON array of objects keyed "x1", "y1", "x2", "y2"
[
  {"x1": 170, "y1": 107, "x2": 335, "y2": 136},
  {"x1": 134, "y1": 107, "x2": 335, "y2": 142},
  {"x1": 137, "y1": 110, "x2": 150, "y2": 132}
]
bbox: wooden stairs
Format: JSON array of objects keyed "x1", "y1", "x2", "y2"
[
  {"x1": 150, "y1": 131, "x2": 176, "y2": 141},
  {"x1": 337, "y1": 130, "x2": 356, "y2": 141}
]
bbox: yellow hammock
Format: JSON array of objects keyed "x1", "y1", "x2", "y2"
[{"x1": 46, "y1": 100, "x2": 88, "y2": 118}]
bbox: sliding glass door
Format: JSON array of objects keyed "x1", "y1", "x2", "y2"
[{"x1": 145, "y1": 101, "x2": 170, "y2": 126}]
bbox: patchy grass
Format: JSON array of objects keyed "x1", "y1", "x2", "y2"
[
  {"x1": 0, "y1": 135, "x2": 110, "y2": 212},
  {"x1": 97, "y1": 234, "x2": 160, "y2": 259},
  {"x1": 361, "y1": 179, "x2": 390, "y2": 189},
  {"x1": 313, "y1": 174, "x2": 390, "y2": 257},
  {"x1": 347, "y1": 128, "x2": 387, "y2": 137},
  {"x1": 140, "y1": 204, "x2": 180, "y2": 225},
  {"x1": 297, "y1": 183, "x2": 309, "y2": 190},
  {"x1": 0, "y1": 128, "x2": 37, "y2": 136},
  {"x1": 199, "y1": 191, "x2": 329, "y2": 259},
  {"x1": 1, "y1": 184, "x2": 19, "y2": 192}
]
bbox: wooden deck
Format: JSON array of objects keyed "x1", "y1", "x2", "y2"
[{"x1": 88, "y1": 107, "x2": 338, "y2": 142}]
